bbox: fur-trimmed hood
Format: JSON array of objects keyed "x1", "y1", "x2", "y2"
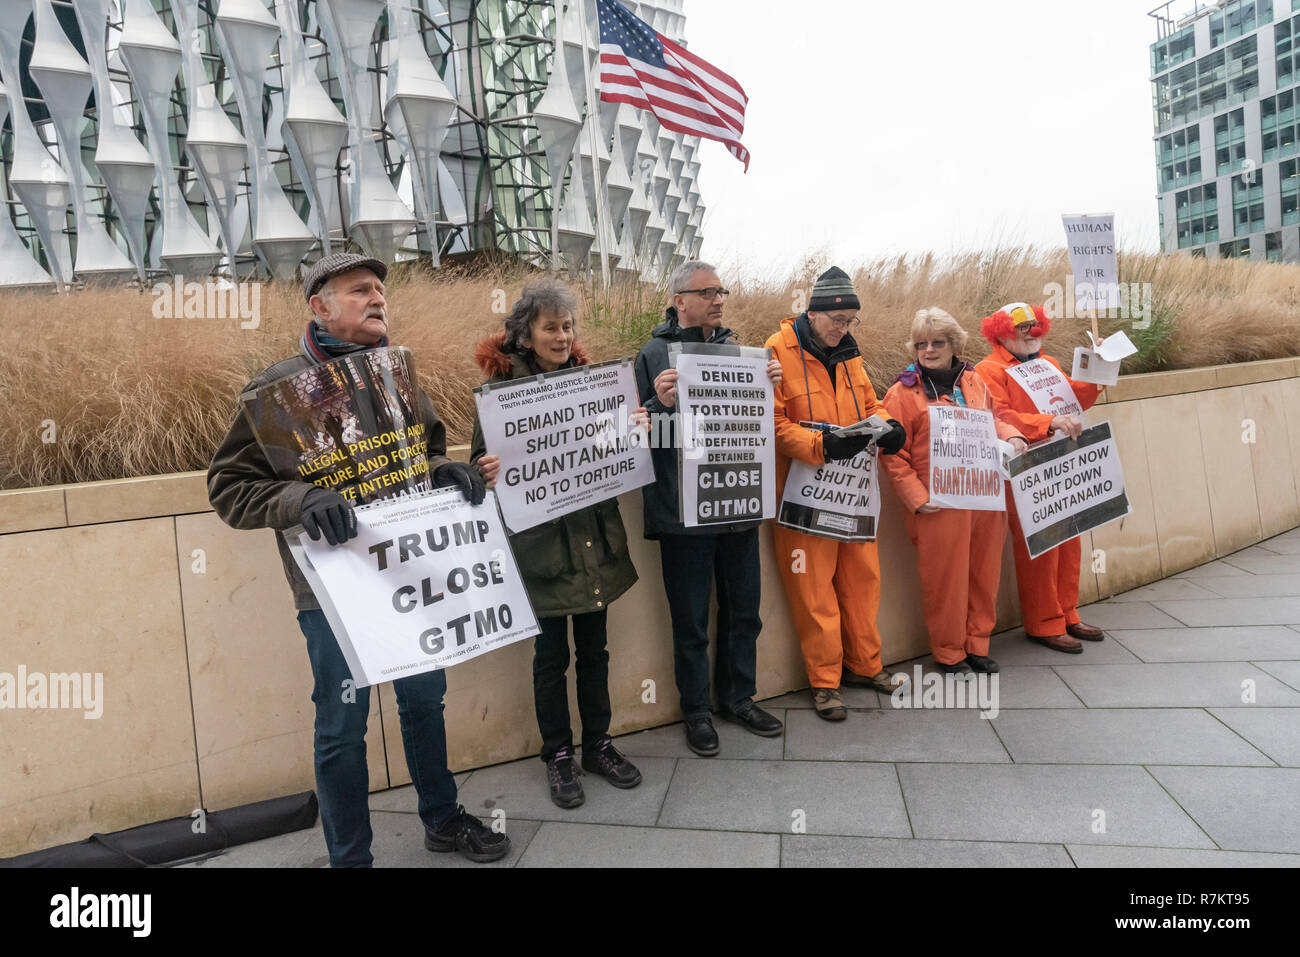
[{"x1": 474, "y1": 331, "x2": 591, "y2": 379}]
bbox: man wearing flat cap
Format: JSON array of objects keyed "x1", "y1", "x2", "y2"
[{"x1": 207, "y1": 253, "x2": 506, "y2": 867}]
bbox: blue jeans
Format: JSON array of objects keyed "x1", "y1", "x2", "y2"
[{"x1": 298, "y1": 610, "x2": 459, "y2": 868}]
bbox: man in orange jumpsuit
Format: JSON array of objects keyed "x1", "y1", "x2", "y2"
[
  {"x1": 768, "y1": 266, "x2": 910, "y2": 720},
  {"x1": 974, "y1": 303, "x2": 1105, "y2": 654}
]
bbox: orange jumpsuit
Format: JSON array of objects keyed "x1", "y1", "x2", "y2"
[
  {"x1": 766, "y1": 316, "x2": 898, "y2": 689},
  {"x1": 974, "y1": 344, "x2": 1104, "y2": 636},
  {"x1": 881, "y1": 367, "x2": 1024, "y2": 665}
]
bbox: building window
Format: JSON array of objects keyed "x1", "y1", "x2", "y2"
[
  {"x1": 1266, "y1": 230, "x2": 1283, "y2": 261},
  {"x1": 1220, "y1": 237, "x2": 1253, "y2": 258},
  {"x1": 1176, "y1": 183, "x2": 1220, "y2": 247}
]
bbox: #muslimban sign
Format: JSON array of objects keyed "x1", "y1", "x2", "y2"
[
  {"x1": 778, "y1": 436, "x2": 880, "y2": 542},
  {"x1": 241, "y1": 347, "x2": 433, "y2": 505},
  {"x1": 1007, "y1": 421, "x2": 1131, "y2": 559},
  {"x1": 927, "y1": 406, "x2": 1005, "y2": 511},
  {"x1": 287, "y1": 488, "x2": 539, "y2": 686},
  {"x1": 671, "y1": 342, "x2": 776, "y2": 527},
  {"x1": 473, "y1": 357, "x2": 654, "y2": 533}
]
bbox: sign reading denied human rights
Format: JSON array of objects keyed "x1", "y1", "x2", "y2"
[
  {"x1": 287, "y1": 488, "x2": 538, "y2": 686},
  {"x1": 671, "y1": 342, "x2": 776, "y2": 527},
  {"x1": 474, "y1": 358, "x2": 654, "y2": 533},
  {"x1": 1007, "y1": 421, "x2": 1131, "y2": 559}
]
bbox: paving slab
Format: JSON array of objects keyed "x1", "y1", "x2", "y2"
[
  {"x1": 986, "y1": 630, "x2": 1143, "y2": 666},
  {"x1": 1172, "y1": 560, "x2": 1254, "y2": 579},
  {"x1": 617, "y1": 711, "x2": 786, "y2": 760},
  {"x1": 759, "y1": 686, "x2": 880, "y2": 710},
  {"x1": 1154, "y1": 597, "x2": 1300, "y2": 627},
  {"x1": 1222, "y1": 551, "x2": 1300, "y2": 575},
  {"x1": 658, "y1": 759, "x2": 911, "y2": 837},
  {"x1": 368, "y1": 811, "x2": 540, "y2": 868},
  {"x1": 1208, "y1": 708, "x2": 1300, "y2": 766},
  {"x1": 1255, "y1": 660, "x2": 1300, "y2": 692},
  {"x1": 517, "y1": 822, "x2": 779, "y2": 867},
  {"x1": 368, "y1": 775, "x2": 472, "y2": 814},
  {"x1": 1255, "y1": 529, "x2": 1300, "y2": 555},
  {"x1": 897, "y1": 763, "x2": 1215, "y2": 848},
  {"x1": 1054, "y1": 662, "x2": 1300, "y2": 707},
  {"x1": 176, "y1": 824, "x2": 323, "y2": 868},
  {"x1": 990, "y1": 708, "x2": 1272, "y2": 766},
  {"x1": 1149, "y1": 767, "x2": 1300, "y2": 853},
  {"x1": 1072, "y1": 601, "x2": 1185, "y2": 630},
  {"x1": 886, "y1": 663, "x2": 1084, "y2": 709},
  {"x1": 1102, "y1": 579, "x2": 1222, "y2": 602},
  {"x1": 782, "y1": 835, "x2": 1073, "y2": 868},
  {"x1": 1107, "y1": 626, "x2": 1300, "y2": 663},
  {"x1": 784, "y1": 708, "x2": 1009, "y2": 763},
  {"x1": 1067, "y1": 845, "x2": 1300, "y2": 867},
  {"x1": 454, "y1": 756, "x2": 677, "y2": 826},
  {"x1": 1195, "y1": 574, "x2": 1300, "y2": 598}
]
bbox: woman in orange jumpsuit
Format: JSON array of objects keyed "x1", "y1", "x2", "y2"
[
  {"x1": 974, "y1": 303, "x2": 1105, "y2": 654},
  {"x1": 881, "y1": 308, "x2": 1027, "y2": 675},
  {"x1": 767, "y1": 267, "x2": 909, "y2": 721}
]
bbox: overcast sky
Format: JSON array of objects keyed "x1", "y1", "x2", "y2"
[{"x1": 685, "y1": 0, "x2": 1161, "y2": 278}]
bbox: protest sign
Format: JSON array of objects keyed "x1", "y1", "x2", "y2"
[
  {"x1": 287, "y1": 488, "x2": 539, "y2": 686},
  {"x1": 241, "y1": 347, "x2": 433, "y2": 505},
  {"x1": 672, "y1": 342, "x2": 776, "y2": 527},
  {"x1": 473, "y1": 357, "x2": 654, "y2": 533},
  {"x1": 1072, "y1": 329, "x2": 1139, "y2": 386},
  {"x1": 927, "y1": 405, "x2": 1005, "y2": 511},
  {"x1": 1004, "y1": 357, "x2": 1084, "y2": 417},
  {"x1": 778, "y1": 437, "x2": 880, "y2": 542},
  {"x1": 1007, "y1": 422, "x2": 1131, "y2": 559},
  {"x1": 1062, "y1": 213, "x2": 1119, "y2": 313}
]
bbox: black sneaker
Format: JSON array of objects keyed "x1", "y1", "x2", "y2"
[
  {"x1": 582, "y1": 735, "x2": 643, "y2": 788},
  {"x1": 545, "y1": 746, "x2": 585, "y2": 808},
  {"x1": 965, "y1": 654, "x2": 999, "y2": 674},
  {"x1": 424, "y1": 806, "x2": 511, "y2": 863}
]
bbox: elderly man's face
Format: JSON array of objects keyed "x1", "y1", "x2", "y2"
[
  {"x1": 311, "y1": 268, "x2": 387, "y2": 344},
  {"x1": 673, "y1": 269, "x2": 726, "y2": 330},
  {"x1": 1000, "y1": 322, "x2": 1041, "y2": 357}
]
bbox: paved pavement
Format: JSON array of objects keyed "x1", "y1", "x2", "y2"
[{"x1": 182, "y1": 529, "x2": 1300, "y2": 868}]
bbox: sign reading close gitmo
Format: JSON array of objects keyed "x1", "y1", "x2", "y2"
[
  {"x1": 473, "y1": 358, "x2": 654, "y2": 533},
  {"x1": 672, "y1": 342, "x2": 776, "y2": 527},
  {"x1": 1007, "y1": 422, "x2": 1131, "y2": 560},
  {"x1": 287, "y1": 489, "x2": 539, "y2": 686}
]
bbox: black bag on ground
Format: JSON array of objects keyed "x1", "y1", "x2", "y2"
[{"x1": 0, "y1": 791, "x2": 317, "y2": 868}]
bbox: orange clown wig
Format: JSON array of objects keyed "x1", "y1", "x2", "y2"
[{"x1": 980, "y1": 302, "x2": 1051, "y2": 344}]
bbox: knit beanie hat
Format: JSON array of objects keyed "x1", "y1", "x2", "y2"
[{"x1": 808, "y1": 266, "x2": 860, "y2": 312}]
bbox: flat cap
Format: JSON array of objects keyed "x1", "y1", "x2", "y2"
[{"x1": 303, "y1": 252, "x2": 388, "y2": 301}]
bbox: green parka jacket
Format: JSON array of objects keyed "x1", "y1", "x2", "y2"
[{"x1": 469, "y1": 333, "x2": 639, "y2": 619}]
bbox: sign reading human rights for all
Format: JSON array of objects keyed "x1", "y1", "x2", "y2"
[
  {"x1": 927, "y1": 406, "x2": 1005, "y2": 511},
  {"x1": 778, "y1": 443, "x2": 880, "y2": 542},
  {"x1": 1007, "y1": 422, "x2": 1131, "y2": 559},
  {"x1": 473, "y1": 358, "x2": 654, "y2": 533},
  {"x1": 1004, "y1": 357, "x2": 1084, "y2": 417},
  {"x1": 1062, "y1": 213, "x2": 1119, "y2": 313},
  {"x1": 287, "y1": 488, "x2": 539, "y2": 686},
  {"x1": 671, "y1": 342, "x2": 776, "y2": 527}
]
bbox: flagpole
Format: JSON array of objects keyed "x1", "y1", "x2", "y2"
[{"x1": 579, "y1": 0, "x2": 611, "y2": 287}]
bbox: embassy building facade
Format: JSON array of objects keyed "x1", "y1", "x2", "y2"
[
  {"x1": 1150, "y1": 0, "x2": 1300, "y2": 261},
  {"x1": 0, "y1": 0, "x2": 705, "y2": 290}
]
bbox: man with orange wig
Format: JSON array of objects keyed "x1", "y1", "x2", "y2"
[{"x1": 974, "y1": 303, "x2": 1105, "y2": 654}]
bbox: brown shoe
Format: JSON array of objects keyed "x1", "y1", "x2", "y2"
[
  {"x1": 1066, "y1": 621, "x2": 1104, "y2": 641},
  {"x1": 1027, "y1": 633, "x2": 1084, "y2": 654},
  {"x1": 811, "y1": 687, "x2": 847, "y2": 721},
  {"x1": 843, "y1": 667, "x2": 909, "y2": 693}
]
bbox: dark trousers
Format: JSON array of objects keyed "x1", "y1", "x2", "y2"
[
  {"x1": 658, "y1": 529, "x2": 762, "y2": 717},
  {"x1": 298, "y1": 609, "x2": 458, "y2": 868},
  {"x1": 533, "y1": 611, "x2": 612, "y2": 761}
]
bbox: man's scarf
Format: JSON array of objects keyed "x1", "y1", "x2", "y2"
[{"x1": 300, "y1": 321, "x2": 390, "y2": 364}]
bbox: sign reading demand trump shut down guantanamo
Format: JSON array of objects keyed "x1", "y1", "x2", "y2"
[
  {"x1": 671, "y1": 342, "x2": 776, "y2": 527},
  {"x1": 473, "y1": 357, "x2": 655, "y2": 533}
]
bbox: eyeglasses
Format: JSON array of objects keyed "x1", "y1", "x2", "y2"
[
  {"x1": 826, "y1": 317, "x2": 861, "y2": 330},
  {"x1": 678, "y1": 287, "x2": 730, "y2": 300},
  {"x1": 914, "y1": 339, "x2": 949, "y2": 350}
]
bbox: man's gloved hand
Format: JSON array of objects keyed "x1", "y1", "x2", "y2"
[
  {"x1": 822, "y1": 430, "x2": 873, "y2": 462},
  {"x1": 435, "y1": 461, "x2": 487, "y2": 506},
  {"x1": 876, "y1": 420, "x2": 907, "y2": 455},
  {"x1": 300, "y1": 487, "x2": 357, "y2": 546}
]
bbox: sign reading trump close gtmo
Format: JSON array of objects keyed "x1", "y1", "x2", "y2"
[{"x1": 288, "y1": 488, "x2": 539, "y2": 686}]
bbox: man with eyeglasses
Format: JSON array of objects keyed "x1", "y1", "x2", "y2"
[
  {"x1": 766, "y1": 266, "x2": 910, "y2": 720},
  {"x1": 633, "y1": 260, "x2": 786, "y2": 755}
]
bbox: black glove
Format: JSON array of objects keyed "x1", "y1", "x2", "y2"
[
  {"x1": 876, "y1": 420, "x2": 907, "y2": 455},
  {"x1": 300, "y1": 487, "x2": 357, "y2": 546},
  {"x1": 435, "y1": 461, "x2": 487, "y2": 506},
  {"x1": 822, "y1": 430, "x2": 873, "y2": 462}
]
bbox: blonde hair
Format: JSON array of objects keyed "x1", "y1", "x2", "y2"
[{"x1": 909, "y1": 307, "x2": 968, "y2": 357}]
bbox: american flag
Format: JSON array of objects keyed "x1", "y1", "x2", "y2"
[{"x1": 595, "y1": 0, "x2": 750, "y2": 170}]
